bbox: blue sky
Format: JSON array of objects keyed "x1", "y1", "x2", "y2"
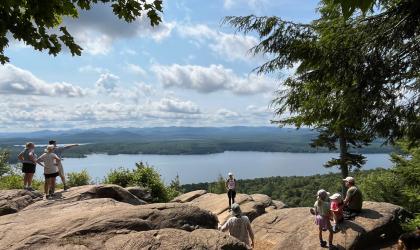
[{"x1": 0, "y1": 0, "x2": 319, "y2": 131}]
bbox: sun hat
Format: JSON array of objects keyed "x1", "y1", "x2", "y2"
[
  {"x1": 343, "y1": 176, "x2": 355, "y2": 183},
  {"x1": 228, "y1": 172, "x2": 233, "y2": 176},
  {"x1": 316, "y1": 189, "x2": 330, "y2": 197},
  {"x1": 231, "y1": 203, "x2": 242, "y2": 216},
  {"x1": 329, "y1": 193, "x2": 342, "y2": 200}
]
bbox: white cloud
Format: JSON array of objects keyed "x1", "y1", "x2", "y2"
[
  {"x1": 151, "y1": 63, "x2": 275, "y2": 95},
  {"x1": 155, "y1": 97, "x2": 201, "y2": 114},
  {"x1": 223, "y1": 0, "x2": 268, "y2": 10},
  {"x1": 178, "y1": 24, "x2": 259, "y2": 62},
  {"x1": 95, "y1": 73, "x2": 119, "y2": 91},
  {"x1": 79, "y1": 65, "x2": 108, "y2": 74},
  {"x1": 65, "y1": 4, "x2": 175, "y2": 55},
  {"x1": 0, "y1": 64, "x2": 85, "y2": 97},
  {"x1": 126, "y1": 63, "x2": 147, "y2": 77}
]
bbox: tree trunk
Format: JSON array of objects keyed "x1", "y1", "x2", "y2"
[{"x1": 339, "y1": 134, "x2": 349, "y2": 194}]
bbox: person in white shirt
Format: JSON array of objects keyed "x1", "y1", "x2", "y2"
[
  {"x1": 37, "y1": 145, "x2": 61, "y2": 199},
  {"x1": 220, "y1": 203, "x2": 255, "y2": 249},
  {"x1": 48, "y1": 140, "x2": 79, "y2": 191}
]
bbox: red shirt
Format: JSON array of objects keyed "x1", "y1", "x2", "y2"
[{"x1": 330, "y1": 200, "x2": 344, "y2": 220}]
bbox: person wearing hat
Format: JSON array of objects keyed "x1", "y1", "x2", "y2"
[
  {"x1": 220, "y1": 203, "x2": 255, "y2": 249},
  {"x1": 329, "y1": 193, "x2": 344, "y2": 232},
  {"x1": 48, "y1": 140, "x2": 79, "y2": 191},
  {"x1": 37, "y1": 145, "x2": 61, "y2": 199},
  {"x1": 343, "y1": 176, "x2": 363, "y2": 216},
  {"x1": 311, "y1": 189, "x2": 337, "y2": 249},
  {"x1": 225, "y1": 172, "x2": 237, "y2": 210}
]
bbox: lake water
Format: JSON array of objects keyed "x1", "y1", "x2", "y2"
[{"x1": 52, "y1": 152, "x2": 392, "y2": 184}]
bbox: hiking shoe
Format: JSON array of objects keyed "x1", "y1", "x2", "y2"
[
  {"x1": 63, "y1": 185, "x2": 69, "y2": 191},
  {"x1": 309, "y1": 208, "x2": 316, "y2": 215},
  {"x1": 328, "y1": 244, "x2": 338, "y2": 250},
  {"x1": 320, "y1": 240, "x2": 327, "y2": 247},
  {"x1": 27, "y1": 187, "x2": 35, "y2": 191}
]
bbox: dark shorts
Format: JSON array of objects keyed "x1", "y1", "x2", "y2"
[
  {"x1": 22, "y1": 163, "x2": 36, "y2": 174},
  {"x1": 44, "y1": 172, "x2": 59, "y2": 179}
]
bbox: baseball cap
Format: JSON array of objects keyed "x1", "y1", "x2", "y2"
[
  {"x1": 329, "y1": 193, "x2": 342, "y2": 200},
  {"x1": 228, "y1": 172, "x2": 233, "y2": 176},
  {"x1": 231, "y1": 203, "x2": 242, "y2": 216},
  {"x1": 343, "y1": 176, "x2": 355, "y2": 183}
]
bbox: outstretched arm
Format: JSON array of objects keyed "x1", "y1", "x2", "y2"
[{"x1": 63, "y1": 144, "x2": 79, "y2": 150}]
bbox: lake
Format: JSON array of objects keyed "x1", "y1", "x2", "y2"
[{"x1": 52, "y1": 151, "x2": 392, "y2": 184}]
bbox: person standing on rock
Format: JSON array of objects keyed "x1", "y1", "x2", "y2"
[
  {"x1": 220, "y1": 203, "x2": 255, "y2": 249},
  {"x1": 48, "y1": 140, "x2": 79, "y2": 191},
  {"x1": 225, "y1": 172, "x2": 237, "y2": 210},
  {"x1": 343, "y1": 176, "x2": 363, "y2": 219},
  {"x1": 37, "y1": 145, "x2": 61, "y2": 199},
  {"x1": 329, "y1": 193, "x2": 344, "y2": 232},
  {"x1": 310, "y1": 189, "x2": 338, "y2": 250},
  {"x1": 18, "y1": 142, "x2": 37, "y2": 191}
]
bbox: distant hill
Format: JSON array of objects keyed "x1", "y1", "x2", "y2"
[{"x1": 0, "y1": 126, "x2": 393, "y2": 162}]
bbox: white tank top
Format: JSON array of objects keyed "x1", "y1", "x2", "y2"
[{"x1": 227, "y1": 179, "x2": 236, "y2": 190}]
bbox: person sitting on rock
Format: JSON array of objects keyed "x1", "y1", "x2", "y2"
[
  {"x1": 329, "y1": 193, "x2": 344, "y2": 232},
  {"x1": 220, "y1": 203, "x2": 255, "y2": 249},
  {"x1": 37, "y1": 145, "x2": 61, "y2": 200},
  {"x1": 397, "y1": 226, "x2": 420, "y2": 250},
  {"x1": 225, "y1": 172, "x2": 237, "y2": 211},
  {"x1": 310, "y1": 189, "x2": 337, "y2": 250},
  {"x1": 342, "y1": 176, "x2": 363, "y2": 219}
]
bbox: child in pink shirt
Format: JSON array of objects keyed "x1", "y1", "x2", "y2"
[{"x1": 330, "y1": 193, "x2": 344, "y2": 232}]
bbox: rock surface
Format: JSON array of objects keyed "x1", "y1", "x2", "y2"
[
  {"x1": 125, "y1": 186, "x2": 152, "y2": 202},
  {"x1": 171, "y1": 189, "x2": 207, "y2": 203},
  {"x1": 0, "y1": 189, "x2": 42, "y2": 216},
  {"x1": 0, "y1": 198, "x2": 236, "y2": 250},
  {"x1": 251, "y1": 201, "x2": 405, "y2": 250},
  {"x1": 26, "y1": 184, "x2": 145, "y2": 209},
  {"x1": 173, "y1": 191, "x2": 277, "y2": 224}
]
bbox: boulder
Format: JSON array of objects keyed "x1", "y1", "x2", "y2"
[
  {"x1": 175, "y1": 191, "x2": 276, "y2": 224},
  {"x1": 26, "y1": 184, "x2": 145, "y2": 209},
  {"x1": 0, "y1": 198, "x2": 223, "y2": 249},
  {"x1": 125, "y1": 186, "x2": 152, "y2": 202},
  {"x1": 171, "y1": 189, "x2": 207, "y2": 203},
  {"x1": 0, "y1": 189, "x2": 42, "y2": 216},
  {"x1": 251, "y1": 201, "x2": 405, "y2": 250}
]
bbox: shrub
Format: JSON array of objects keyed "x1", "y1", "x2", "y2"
[
  {"x1": 104, "y1": 162, "x2": 171, "y2": 202},
  {"x1": 0, "y1": 150, "x2": 11, "y2": 177},
  {"x1": 67, "y1": 169, "x2": 91, "y2": 187},
  {"x1": 104, "y1": 167, "x2": 135, "y2": 188},
  {"x1": 0, "y1": 174, "x2": 23, "y2": 189}
]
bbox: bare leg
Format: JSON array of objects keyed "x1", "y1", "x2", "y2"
[
  {"x1": 50, "y1": 177, "x2": 56, "y2": 195},
  {"x1": 328, "y1": 221, "x2": 334, "y2": 246},
  {"x1": 44, "y1": 179, "x2": 49, "y2": 196},
  {"x1": 23, "y1": 173, "x2": 28, "y2": 187},
  {"x1": 27, "y1": 173, "x2": 34, "y2": 187},
  {"x1": 319, "y1": 225, "x2": 323, "y2": 242}
]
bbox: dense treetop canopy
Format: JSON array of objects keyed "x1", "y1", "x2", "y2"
[{"x1": 0, "y1": 0, "x2": 163, "y2": 64}]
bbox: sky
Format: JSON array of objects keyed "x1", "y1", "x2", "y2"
[{"x1": 0, "y1": 0, "x2": 320, "y2": 131}]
